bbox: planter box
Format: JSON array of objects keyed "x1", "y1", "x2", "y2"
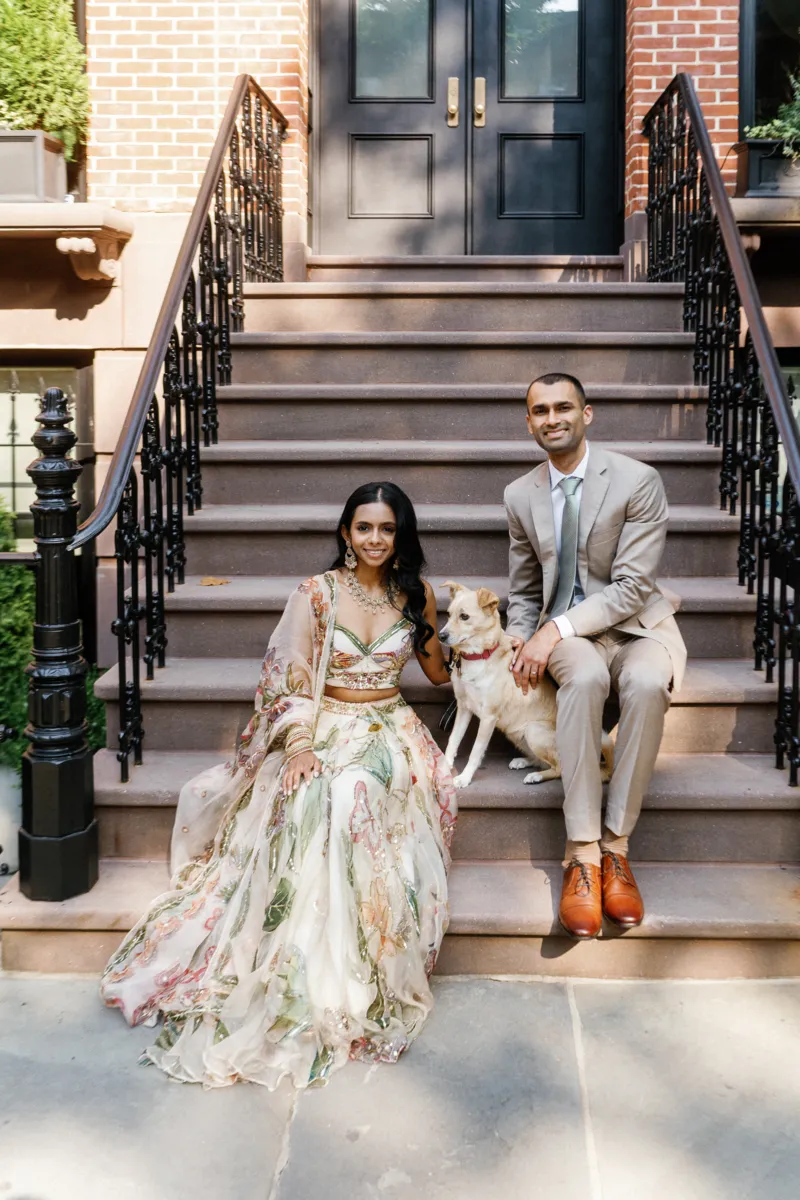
[
  {"x1": 735, "y1": 139, "x2": 800, "y2": 199},
  {"x1": 0, "y1": 130, "x2": 67, "y2": 202}
]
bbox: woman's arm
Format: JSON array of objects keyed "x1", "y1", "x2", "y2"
[{"x1": 415, "y1": 581, "x2": 451, "y2": 685}]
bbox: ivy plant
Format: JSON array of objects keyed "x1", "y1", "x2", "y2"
[
  {"x1": 745, "y1": 70, "x2": 800, "y2": 162},
  {"x1": 0, "y1": 0, "x2": 90, "y2": 161}
]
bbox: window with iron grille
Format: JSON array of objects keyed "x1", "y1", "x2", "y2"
[{"x1": 0, "y1": 369, "x2": 77, "y2": 539}]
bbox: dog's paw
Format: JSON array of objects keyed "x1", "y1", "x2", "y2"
[
  {"x1": 508, "y1": 756, "x2": 535, "y2": 770},
  {"x1": 453, "y1": 772, "x2": 473, "y2": 789},
  {"x1": 523, "y1": 771, "x2": 545, "y2": 784},
  {"x1": 444, "y1": 753, "x2": 456, "y2": 769}
]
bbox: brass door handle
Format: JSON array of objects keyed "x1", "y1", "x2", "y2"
[
  {"x1": 474, "y1": 77, "x2": 486, "y2": 127},
  {"x1": 447, "y1": 77, "x2": 459, "y2": 127}
]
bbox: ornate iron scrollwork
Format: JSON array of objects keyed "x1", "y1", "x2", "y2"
[
  {"x1": 107, "y1": 81, "x2": 286, "y2": 782},
  {"x1": 644, "y1": 75, "x2": 799, "y2": 783}
]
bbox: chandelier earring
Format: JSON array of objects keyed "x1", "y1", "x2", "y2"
[{"x1": 344, "y1": 539, "x2": 357, "y2": 571}]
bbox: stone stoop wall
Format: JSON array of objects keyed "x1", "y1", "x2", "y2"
[
  {"x1": 625, "y1": 1, "x2": 740, "y2": 217},
  {"x1": 85, "y1": 0, "x2": 309, "y2": 250}
]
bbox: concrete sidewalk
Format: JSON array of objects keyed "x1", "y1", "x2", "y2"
[{"x1": 0, "y1": 975, "x2": 798, "y2": 1200}]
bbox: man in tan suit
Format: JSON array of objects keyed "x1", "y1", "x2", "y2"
[{"x1": 504, "y1": 372, "x2": 687, "y2": 939}]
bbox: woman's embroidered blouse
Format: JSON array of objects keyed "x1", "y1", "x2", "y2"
[{"x1": 325, "y1": 618, "x2": 414, "y2": 691}]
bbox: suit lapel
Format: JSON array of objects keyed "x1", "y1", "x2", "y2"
[
  {"x1": 577, "y1": 445, "x2": 610, "y2": 588},
  {"x1": 529, "y1": 461, "x2": 558, "y2": 610}
]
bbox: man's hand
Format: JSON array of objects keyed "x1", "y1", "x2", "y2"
[{"x1": 510, "y1": 623, "x2": 562, "y2": 695}]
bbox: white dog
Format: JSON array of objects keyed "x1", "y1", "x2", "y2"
[{"x1": 439, "y1": 582, "x2": 614, "y2": 790}]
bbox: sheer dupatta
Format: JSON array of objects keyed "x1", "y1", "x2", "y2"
[{"x1": 170, "y1": 573, "x2": 338, "y2": 876}]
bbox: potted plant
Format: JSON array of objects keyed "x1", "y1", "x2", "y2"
[
  {"x1": 0, "y1": 0, "x2": 89, "y2": 202},
  {"x1": 736, "y1": 70, "x2": 800, "y2": 198}
]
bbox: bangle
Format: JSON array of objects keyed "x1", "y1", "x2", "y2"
[
  {"x1": 285, "y1": 743, "x2": 314, "y2": 762},
  {"x1": 284, "y1": 725, "x2": 314, "y2": 758}
]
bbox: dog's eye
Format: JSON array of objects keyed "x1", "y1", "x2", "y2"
[{"x1": 459, "y1": 613, "x2": 470, "y2": 621}]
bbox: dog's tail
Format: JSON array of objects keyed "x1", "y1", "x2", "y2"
[{"x1": 601, "y1": 730, "x2": 615, "y2": 777}]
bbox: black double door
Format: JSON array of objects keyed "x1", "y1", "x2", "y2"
[{"x1": 316, "y1": 0, "x2": 621, "y2": 256}]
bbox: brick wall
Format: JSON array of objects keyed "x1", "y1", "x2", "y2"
[
  {"x1": 86, "y1": 1, "x2": 308, "y2": 235},
  {"x1": 625, "y1": 1, "x2": 740, "y2": 219}
]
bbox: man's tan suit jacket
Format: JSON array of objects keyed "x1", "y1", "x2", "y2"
[{"x1": 504, "y1": 444, "x2": 688, "y2": 691}]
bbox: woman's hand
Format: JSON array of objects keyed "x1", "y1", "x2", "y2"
[{"x1": 282, "y1": 750, "x2": 323, "y2": 794}]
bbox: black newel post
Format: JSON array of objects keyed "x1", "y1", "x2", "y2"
[{"x1": 19, "y1": 388, "x2": 98, "y2": 901}]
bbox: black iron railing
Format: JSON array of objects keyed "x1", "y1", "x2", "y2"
[
  {"x1": 644, "y1": 74, "x2": 800, "y2": 783},
  {"x1": 7, "y1": 77, "x2": 286, "y2": 900}
]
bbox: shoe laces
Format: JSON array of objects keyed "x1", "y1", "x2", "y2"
[
  {"x1": 567, "y1": 858, "x2": 595, "y2": 897},
  {"x1": 603, "y1": 851, "x2": 633, "y2": 885}
]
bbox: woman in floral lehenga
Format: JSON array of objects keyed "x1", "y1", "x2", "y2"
[{"x1": 101, "y1": 482, "x2": 457, "y2": 1089}]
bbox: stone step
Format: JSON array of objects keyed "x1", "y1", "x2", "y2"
[
  {"x1": 215, "y1": 383, "x2": 709, "y2": 443},
  {"x1": 306, "y1": 254, "x2": 624, "y2": 283},
  {"x1": 92, "y1": 750, "x2": 800, "y2": 866},
  {"x1": 199, "y1": 439, "x2": 723, "y2": 507},
  {"x1": 3, "y1": 859, "x2": 798, "y2": 978},
  {"x1": 181, "y1": 503, "x2": 739, "y2": 577},
  {"x1": 163, "y1": 575, "x2": 755, "y2": 660},
  {"x1": 242, "y1": 281, "x2": 686, "y2": 333},
  {"x1": 95, "y1": 657, "x2": 778, "y2": 756},
  {"x1": 229, "y1": 331, "x2": 696, "y2": 387}
]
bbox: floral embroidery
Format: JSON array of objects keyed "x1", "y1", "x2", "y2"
[{"x1": 100, "y1": 573, "x2": 457, "y2": 1092}]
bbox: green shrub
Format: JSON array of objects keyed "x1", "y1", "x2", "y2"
[
  {"x1": 0, "y1": 0, "x2": 90, "y2": 161},
  {"x1": 0, "y1": 498, "x2": 34, "y2": 773},
  {"x1": 746, "y1": 70, "x2": 800, "y2": 162},
  {"x1": 0, "y1": 498, "x2": 105, "y2": 772}
]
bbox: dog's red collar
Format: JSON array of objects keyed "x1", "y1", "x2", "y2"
[{"x1": 459, "y1": 643, "x2": 500, "y2": 661}]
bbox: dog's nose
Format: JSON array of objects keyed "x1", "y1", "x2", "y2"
[{"x1": 439, "y1": 629, "x2": 449, "y2": 645}]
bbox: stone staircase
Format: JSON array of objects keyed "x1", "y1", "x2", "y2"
[{"x1": 3, "y1": 255, "x2": 799, "y2": 977}]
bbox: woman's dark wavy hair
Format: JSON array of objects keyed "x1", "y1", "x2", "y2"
[{"x1": 330, "y1": 481, "x2": 434, "y2": 656}]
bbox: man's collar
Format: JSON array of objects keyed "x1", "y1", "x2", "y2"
[{"x1": 548, "y1": 443, "x2": 590, "y2": 490}]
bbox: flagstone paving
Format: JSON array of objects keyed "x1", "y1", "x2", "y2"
[{"x1": 0, "y1": 974, "x2": 798, "y2": 1199}]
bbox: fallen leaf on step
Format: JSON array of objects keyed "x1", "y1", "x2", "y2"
[{"x1": 199, "y1": 576, "x2": 231, "y2": 586}]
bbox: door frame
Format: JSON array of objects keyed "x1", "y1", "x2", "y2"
[{"x1": 309, "y1": 0, "x2": 626, "y2": 255}]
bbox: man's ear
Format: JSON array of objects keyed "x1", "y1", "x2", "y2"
[
  {"x1": 476, "y1": 588, "x2": 500, "y2": 614},
  {"x1": 442, "y1": 580, "x2": 465, "y2": 598}
]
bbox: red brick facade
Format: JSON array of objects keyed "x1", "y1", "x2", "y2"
[
  {"x1": 625, "y1": 1, "x2": 740, "y2": 217},
  {"x1": 86, "y1": 1, "x2": 309, "y2": 231},
  {"x1": 84, "y1": 1, "x2": 743, "y2": 239}
]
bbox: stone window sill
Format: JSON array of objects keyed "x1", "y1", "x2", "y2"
[{"x1": 0, "y1": 203, "x2": 134, "y2": 284}]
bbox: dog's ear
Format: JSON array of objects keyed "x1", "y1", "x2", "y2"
[
  {"x1": 442, "y1": 580, "x2": 465, "y2": 598},
  {"x1": 476, "y1": 588, "x2": 500, "y2": 614}
]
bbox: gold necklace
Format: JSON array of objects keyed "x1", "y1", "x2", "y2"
[{"x1": 343, "y1": 569, "x2": 398, "y2": 614}]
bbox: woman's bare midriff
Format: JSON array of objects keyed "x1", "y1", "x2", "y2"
[{"x1": 324, "y1": 686, "x2": 400, "y2": 703}]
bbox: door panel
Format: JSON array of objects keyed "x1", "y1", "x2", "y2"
[
  {"x1": 471, "y1": 0, "x2": 619, "y2": 254},
  {"x1": 316, "y1": 0, "x2": 620, "y2": 256},
  {"x1": 318, "y1": 0, "x2": 468, "y2": 255}
]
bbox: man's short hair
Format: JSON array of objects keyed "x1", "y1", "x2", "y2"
[{"x1": 527, "y1": 372, "x2": 587, "y2": 409}]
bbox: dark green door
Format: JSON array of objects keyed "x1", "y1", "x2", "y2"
[{"x1": 317, "y1": 0, "x2": 620, "y2": 255}]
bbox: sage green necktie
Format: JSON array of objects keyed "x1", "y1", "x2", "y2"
[{"x1": 550, "y1": 475, "x2": 582, "y2": 619}]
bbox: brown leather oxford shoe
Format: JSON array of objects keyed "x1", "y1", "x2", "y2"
[
  {"x1": 601, "y1": 851, "x2": 645, "y2": 928},
  {"x1": 559, "y1": 860, "x2": 603, "y2": 940}
]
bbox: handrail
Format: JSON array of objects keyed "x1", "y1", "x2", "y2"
[
  {"x1": 644, "y1": 73, "x2": 800, "y2": 784},
  {"x1": 643, "y1": 73, "x2": 800, "y2": 490},
  {"x1": 72, "y1": 75, "x2": 286, "y2": 551},
  {"x1": 0, "y1": 551, "x2": 38, "y2": 565}
]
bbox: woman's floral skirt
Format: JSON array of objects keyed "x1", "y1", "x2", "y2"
[{"x1": 100, "y1": 694, "x2": 457, "y2": 1090}]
